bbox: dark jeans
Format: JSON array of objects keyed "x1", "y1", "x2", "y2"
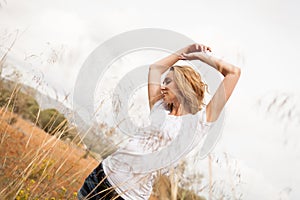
[{"x1": 78, "y1": 162, "x2": 124, "y2": 200}]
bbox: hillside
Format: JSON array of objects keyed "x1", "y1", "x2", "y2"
[{"x1": 0, "y1": 108, "x2": 99, "y2": 199}]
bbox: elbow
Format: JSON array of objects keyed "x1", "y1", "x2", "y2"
[
  {"x1": 149, "y1": 64, "x2": 157, "y2": 71},
  {"x1": 222, "y1": 65, "x2": 241, "y2": 78},
  {"x1": 235, "y1": 66, "x2": 241, "y2": 77},
  {"x1": 229, "y1": 65, "x2": 241, "y2": 78}
]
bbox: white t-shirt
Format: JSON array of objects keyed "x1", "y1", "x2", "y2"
[{"x1": 102, "y1": 99, "x2": 213, "y2": 200}]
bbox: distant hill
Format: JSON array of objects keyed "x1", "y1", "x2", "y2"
[{"x1": 0, "y1": 77, "x2": 117, "y2": 159}]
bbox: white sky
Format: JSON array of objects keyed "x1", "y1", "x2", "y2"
[{"x1": 1, "y1": 0, "x2": 300, "y2": 199}]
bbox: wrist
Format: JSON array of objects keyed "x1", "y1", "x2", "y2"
[{"x1": 176, "y1": 46, "x2": 188, "y2": 55}]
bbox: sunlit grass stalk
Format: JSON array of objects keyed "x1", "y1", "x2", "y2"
[
  {"x1": 224, "y1": 152, "x2": 237, "y2": 200},
  {"x1": 208, "y1": 154, "x2": 212, "y2": 200},
  {"x1": 0, "y1": 83, "x2": 21, "y2": 144}
]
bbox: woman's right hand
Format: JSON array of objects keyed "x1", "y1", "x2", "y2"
[{"x1": 177, "y1": 43, "x2": 211, "y2": 55}]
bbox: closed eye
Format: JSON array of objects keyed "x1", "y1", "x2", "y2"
[{"x1": 163, "y1": 77, "x2": 172, "y2": 85}]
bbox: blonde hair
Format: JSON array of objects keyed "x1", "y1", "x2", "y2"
[{"x1": 169, "y1": 65, "x2": 208, "y2": 114}]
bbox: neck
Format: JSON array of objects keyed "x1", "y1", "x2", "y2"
[{"x1": 170, "y1": 101, "x2": 189, "y2": 116}]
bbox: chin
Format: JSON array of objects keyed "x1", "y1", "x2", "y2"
[{"x1": 162, "y1": 98, "x2": 171, "y2": 104}]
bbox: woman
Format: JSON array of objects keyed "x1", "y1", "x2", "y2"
[{"x1": 78, "y1": 43, "x2": 241, "y2": 200}]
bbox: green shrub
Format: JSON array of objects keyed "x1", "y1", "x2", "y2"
[
  {"x1": 0, "y1": 82, "x2": 74, "y2": 140},
  {"x1": 16, "y1": 94, "x2": 40, "y2": 123},
  {"x1": 37, "y1": 108, "x2": 68, "y2": 136},
  {"x1": 0, "y1": 86, "x2": 40, "y2": 122},
  {"x1": 0, "y1": 87, "x2": 11, "y2": 107}
]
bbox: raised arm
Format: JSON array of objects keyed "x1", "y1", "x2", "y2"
[
  {"x1": 180, "y1": 44, "x2": 241, "y2": 122},
  {"x1": 148, "y1": 53, "x2": 180, "y2": 110}
]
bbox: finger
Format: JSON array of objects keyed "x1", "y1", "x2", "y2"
[
  {"x1": 179, "y1": 53, "x2": 186, "y2": 60},
  {"x1": 198, "y1": 45, "x2": 203, "y2": 52},
  {"x1": 205, "y1": 46, "x2": 210, "y2": 52},
  {"x1": 198, "y1": 44, "x2": 204, "y2": 52}
]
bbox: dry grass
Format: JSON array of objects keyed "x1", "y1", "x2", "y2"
[
  {"x1": 0, "y1": 75, "x2": 99, "y2": 199},
  {"x1": 0, "y1": 104, "x2": 99, "y2": 199}
]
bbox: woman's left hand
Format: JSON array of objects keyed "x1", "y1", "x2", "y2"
[
  {"x1": 178, "y1": 44, "x2": 212, "y2": 60},
  {"x1": 179, "y1": 51, "x2": 209, "y2": 60}
]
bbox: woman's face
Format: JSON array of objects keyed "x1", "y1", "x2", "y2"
[{"x1": 161, "y1": 71, "x2": 180, "y2": 104}]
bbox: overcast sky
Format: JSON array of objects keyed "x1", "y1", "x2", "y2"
[{"x1": 1, "y1": 0, "x2": 300, "y2": 199}]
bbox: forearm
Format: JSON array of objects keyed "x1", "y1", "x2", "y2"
[
  {"x1": 149, "y1": 44, "x2": 192, "y2": 73},
  {"x1": 149, "y1": 53, "x2": 181, "y2": 74},
  {"x1": 196, "y1": 53, "x2": 240, "y2": 77},
  {"x1": 148, "y1": 51, "x2": 182, "y2": 108}
]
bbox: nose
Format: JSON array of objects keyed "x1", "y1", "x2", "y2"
[{"x1": 161, "y1": 85, "x2": 166, "y2": 94}]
